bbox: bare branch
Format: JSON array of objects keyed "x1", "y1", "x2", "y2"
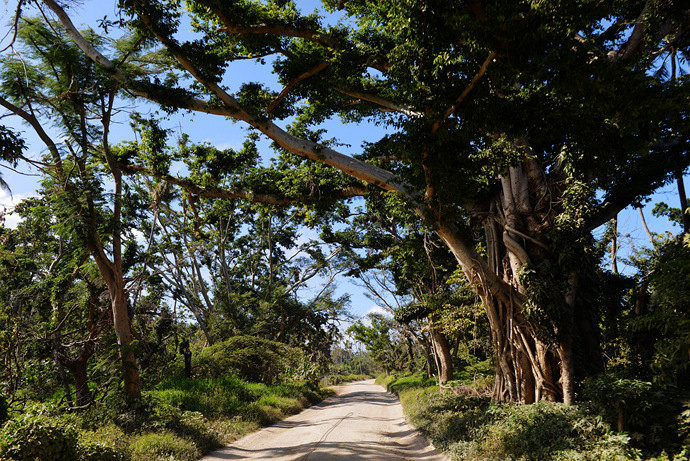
[{"x1": 334, "y1": 87, "x2": 422, "y2": 117}]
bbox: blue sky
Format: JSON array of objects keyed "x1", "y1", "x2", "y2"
[
  {"x1": 0, "y1": 0, "x2": 687, "y2": 324},
  {"x1": 0, "y1": 0, "x2": 389, "y2": 321}
]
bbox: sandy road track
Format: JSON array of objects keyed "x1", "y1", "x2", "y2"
[{"x1": 201, "y1": 379, "x2": 448, "y2": 460}]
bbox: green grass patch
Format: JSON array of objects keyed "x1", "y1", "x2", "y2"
[
  {"x1": 130, "y1": 432, "x2": 199, "y2": 461},
  {"x1": 381, "y1": 375, "x2": 642, "y2": 461},
  {"x1": 0, "y1": 375, "x2": 330, "y2": 461}
]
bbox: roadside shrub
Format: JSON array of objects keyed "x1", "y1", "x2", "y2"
[
  {"x1": 150, "y1": 374, "x2": 329, "y2": 449},
  {"x1": 153, "y1": 409, "x2": 223, "y2": 454},
  {"x1": 152, "y1": 376, "x2": 251, "y2": 417},
  {"x1": 100, "y1": 391, "x2": 157, "y2": 432},
  {"x1": 583, "y1": 373, "x2": 689, "y2": 454},
  {"x1": 195, "y1": 335, "x2": 303, "y2": 384},
  {"x1": 387, "y1": 376, "x2": 637, "y2": 460},
  {"x1": 78, "y1": 438, "x2": 128, "y2": 461},
  {"x1": 375, "y1": 373, "x2": 397, "y2": 389},
  {"x1": 130, "y1": 432, "x2": 199, "y2": 461},
  {"x1": 203, "y1": 418, "x2": 258, "y2": 445},
  {"x1": 400, "y1": 386, "x2": 491, "y2": 447},
  {"x1": 475, "y1": 402, "x2": 636, "y2": 460},
  {"x1": 77, "y1": 424, "x2": 130, "y2": 461},
  {"x1": 387, "y1": 375, "x2": 435, "y2": 394},
  {"x1": 0, "y1": 414, "x2": 79, "y2": 461}
]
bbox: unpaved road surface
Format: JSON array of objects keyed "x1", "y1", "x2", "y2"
[{"x1": 202, "y1": 379, "x2": 448, "y2": 460}]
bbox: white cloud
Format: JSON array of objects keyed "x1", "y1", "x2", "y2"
[
  {"x1": 363, "y1": 304, "x2": 391, "y2": 321},
  {"x1": 131, "y1": 228, "x2": 147, "y2": 244},
  {"x1": 0, "y1": 189, "x2": 26, "y2": 229}
]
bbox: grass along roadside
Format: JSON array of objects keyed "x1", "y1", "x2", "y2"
[
  {"x1": 376, "y1": 374, "x2": 689, "y2": 461},
  {"x1": 0, "y1": 376, "x2": 333, "y2": 461}
]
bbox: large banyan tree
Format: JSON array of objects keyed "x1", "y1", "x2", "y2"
[{"x1": 25, "y1": 0, "x2": 690, "y2": 403}]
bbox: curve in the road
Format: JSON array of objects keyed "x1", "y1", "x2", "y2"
[{"x1": 202, "y1": 379, "x2": 448, "y2": 460}]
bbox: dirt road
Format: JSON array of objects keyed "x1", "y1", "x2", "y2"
[{"x1": 202, "y1": 379, "x2": 448, "y2": 460}]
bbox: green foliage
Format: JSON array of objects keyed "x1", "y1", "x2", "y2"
[
  {"x1": 152, "y1": 375, "x2": 253, "y2": 418},
  {"x1": 622, "y1": 235, "x2": 690, "y2": 385},
  {"x1": 583, "y1": 373, "x2": 689, "y2": 455},
  {"x1": 77, "y1": 425, "x2": 131, "y2": 461},
  {"x1": 383, "y1": 375, "x2": 637, "y2": 461},
  {"x1": 152, "y1": 375, "x2": 327, "y2": 424},
  {"x1": 195, "y1": 335, "x2": 303, "y2": 384},
  {"x1": 384, "y1": 374, "x2": 436, "y2": 394},
  {"x1": 129, "y1": 432, "x2": 199, "y2": 461},
  {"x1": 474, "y1": 402, "x2": 636, "y2": 461},
  {"x1": 0, "y1": 373, "x2": 330, "y2": 461},
  {"x1": 0, "y1": 414, "x2": 79, "y2": 461},
  {"x1": 348, "y1": 314, "x2": 407, "y2": 373},
  {"x1": 0, "y1": 126, "x2": 24, "y2": 179}
]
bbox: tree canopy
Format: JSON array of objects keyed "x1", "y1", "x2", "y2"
[{"x1": 1, "y1": 0, "x2": 688, "y2": 408}]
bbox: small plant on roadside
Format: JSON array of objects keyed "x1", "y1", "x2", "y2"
[{"x1": 130, "y1": 432, "x2": 200, "y2": 461}]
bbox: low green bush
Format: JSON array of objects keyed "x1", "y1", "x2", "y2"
[
  {"x1": 474, "y1": 402, "x2": 636, "y2": 460},
  {"x1": 0, "y1": 413, "x2": 79, "y2": 461},
  {"x1": 195, "y1": 336, "x2": 302, "y2": 384},
  {"x1": 77, "y1": 424, "x2": 131, "y2": 461},
  {"x1": 583, "y1": 373, "x2": 690, "y2": 455},
  {"x1": 130, "y1": 432, "x2": 199, "y2": 461},
  {"x1": 78, "y1": 438, "x2": 128, "y2": 461},
  {"x1": 375, "y1": 373, "x2": 397, "y2": 389},
  {"x1": 387, "y1": 375, "x2": 436, "y2": 394},
  {"x1": 0, "y1": 373, "x2": 329, "y2": 461},
  {"x1": 385, "y1": 375, "x2": 639, "y2": 460}
]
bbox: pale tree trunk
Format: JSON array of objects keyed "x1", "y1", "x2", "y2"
[
  {"x1": 435, "y1": 158, "x2": 588, "y2": 403},
  {"x1": 94, "y1": 257, "x2": 141, "y2": 400},
  {"x1": 430, "y1": 326, "x2": 453, "y2": 384}
]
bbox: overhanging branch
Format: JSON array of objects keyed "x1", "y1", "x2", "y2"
[
  {"x1": 431, "y1": 51, "x2": 496, "y2": 134},
  {"x1": 334, "y1": 87, "x2": 422, "y2": 117},
  {"x1": 266, "y1": 62, "x2": 330, "y2": 115},
  {"x1": 118, "y1": 162, "x2": 369, "y2": 205}
]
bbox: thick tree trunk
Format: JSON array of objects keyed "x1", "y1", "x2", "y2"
[
  {"x1": 111, "y1": 288, "x2": 141, "y2": 400},
  {"x1": 435, "y1": 159, "x2": 595, "y2": 404},
  {"x1": 65, "y1": 357, "x2": 91, "y2": 407},
  {"x1": 430, "y1": 327, "x2": 453, "y2": 384},
  {"x1": 95, "y1": 257, "x2": 142, "y2": 401},
  {"x1": 53, "y1": 349, "x2": 74, "y2": 407}
]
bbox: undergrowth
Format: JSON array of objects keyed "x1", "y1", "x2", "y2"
[
  {"x1": 379, "y1": 374, "x2": 690, "y2": 461},
  {"x1": 0, "y1": 376, "x2": 331, "y2": 461}
]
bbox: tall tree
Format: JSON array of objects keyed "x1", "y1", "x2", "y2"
[
  {"x1": 34, "y1": 0, "x2": 690, "y2": 403},
  {"x1": 0, "y1": 18, "x2": 144, "y2": 399}
]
